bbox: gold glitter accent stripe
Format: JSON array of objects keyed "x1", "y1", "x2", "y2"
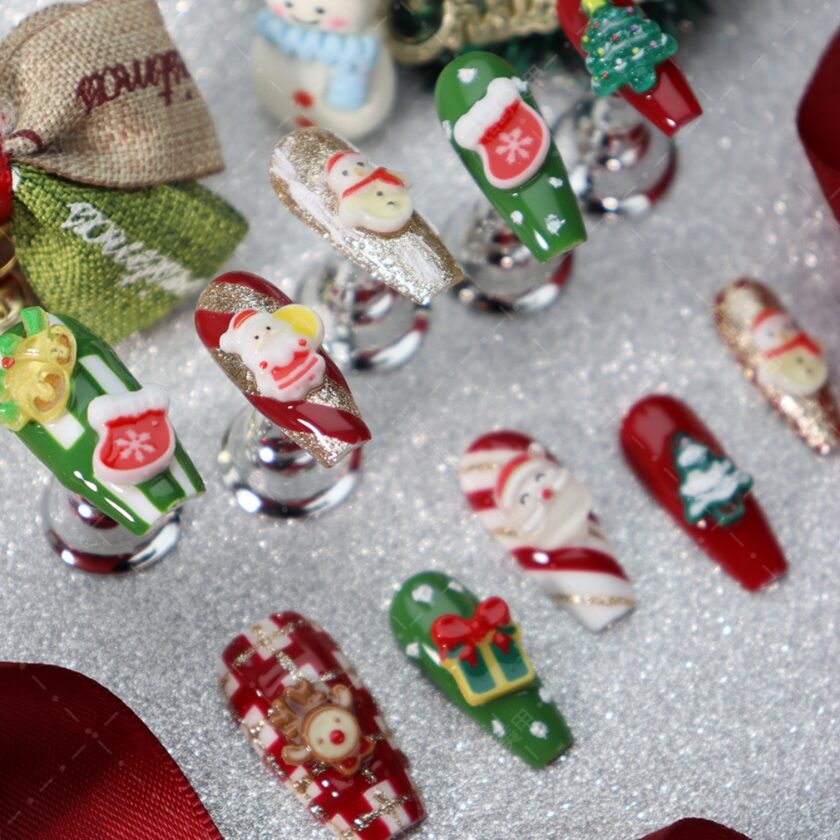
[
  {"x1": 459, "y1": 460, "x2": 508, "y2": 473},
  {"x1": 231, "y1": 620, "x2": 309, "y2": 670},
  {"x1": 291, "y1": 775, "x2": 316, "y2": 798},
  {"x1": 551, "y1": 593, "x2": 638, "y2": 608},
  {"x1": 352, "y1": 792, "x2": 415, "y2": 832},
  {"x1": 491, "y1": 526, "x2": 517, "y2": 538}
]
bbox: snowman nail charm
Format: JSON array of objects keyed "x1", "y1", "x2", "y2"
[
  {"x1": 270, "y1": 128, "x2": 464, "y2": 304},
  {"x1": 460, "y1": 431, "x2": 636, "y2": 631},
  {"x1": 251, "y1": 0, "x2": 396, "y2": 139},
  {"x1": 436, "y1": 52, "x2": 587, "y2": 262},
  {"x1": 715, "y1": 279, "x2": 840, "y2": 455}
]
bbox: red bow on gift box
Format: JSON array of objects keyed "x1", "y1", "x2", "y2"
[{"x1": 432, "y1": 597, "x2": 514, "y2": 667}]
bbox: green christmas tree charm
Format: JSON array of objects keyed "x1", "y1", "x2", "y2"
[
  {"x1": 581, "y1": 0, "x2": 677, "y2": 96},
  {"x1": 673, "y1": 434, "x2": 753, "y2": 527},
  {"x1": 390, "y1": 570, "x2": 572, "y2": 768}
]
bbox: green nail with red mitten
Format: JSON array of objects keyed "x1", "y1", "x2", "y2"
[
  {"x1": 390, "y1": 571, "x2": 572, "y2": 768},
  {"x1": 435, "y1": 53, "x2": 587, "y2": 262},
  {"x1": 0, "y1": 305, "x2": 203, "y2": 536}
]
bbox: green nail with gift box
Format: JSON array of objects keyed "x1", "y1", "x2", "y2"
[
  {"x1": 435, "y1": 52, "x2": 587, "y2": 262},
  {"x1": 0, "y1": 306, "x2": 204, "y2": 537},
  {"x1": 389, "y1": 570, "x2": 573, "y2": 768}
]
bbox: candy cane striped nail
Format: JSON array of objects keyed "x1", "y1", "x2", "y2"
[
  {"x1": 621, "y1": 395, "x2": 787, "y2": 591},
  {"x1": 460, "y1": 430, "x2": 636, "y2": 632},
  {"x1": 220, "y1": 612, "x2": 424, "y2": 840}
]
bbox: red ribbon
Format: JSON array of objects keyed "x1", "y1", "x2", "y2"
[
  {"x1": 798, "y1": 27, "x2": 840, "y2": 224},
  {"x1": 431, "y1": 597, "x2": 513, "y2": 667},
  {"x1": 0, "y1": 662, "x2": 222, "y2": 839},
  {"x1": 0, "y1": 147, "x2": 12, "y2": 226}
]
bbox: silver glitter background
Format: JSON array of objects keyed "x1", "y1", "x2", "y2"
[{"x1": 2, "y1": 1, "x2": 839, "y2": 838}]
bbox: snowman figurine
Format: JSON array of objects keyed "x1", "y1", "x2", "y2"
[
  {"x1": 219, "y1": 304, "x2": 327, "y2": 402},
  {"x1": 251, "y1": 0, "x2": 396, "y2": 139},
  {"x1": 325, "y1": 149, "x2": 413, "y2": 234},
  {"x1": 751, "y1": 308, "x2": 827, "y2": 397}
]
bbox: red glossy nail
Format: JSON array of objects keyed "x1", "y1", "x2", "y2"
[
  {"x1": 220, "y1": 612, "x2": 424, "y2": 839},
  {"x1": 620, "y1": 395, "x2": 787, "y2": 591},
  {"x1": 555, "y1": 0, "x2": 702, "y2": 137},
  {"x1": 640, "y1": 818, "x2": 753, "y2": 840}
]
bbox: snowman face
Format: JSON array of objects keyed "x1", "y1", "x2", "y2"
[
  {"x1": 497, "y1": 458, "x2": 592, "y2": 549},
  {"x1": 267, "y1": 0, "x2": 373, "y2": 32},
  {"x1": 339, "y1": 182, "x2": 413, "y2": 234},
  {"x1": 304, "y1": 705, "x2": 361, "y2": 762},
  {"x1": 762, "y1": 348, "x2": 827, "y2": 397},
  {"x1": 752, "y1": 312, "x2": 797, "y2": 354},
  {"x1": 327, "y1": 153, "x2": 373, "y2": 196}
]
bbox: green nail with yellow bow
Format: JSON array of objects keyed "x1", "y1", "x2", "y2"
[
  {"x1": 435, "y1": 52, "x2": 587, "y2": 262},
  {"x1": 0, "y1": 306, "x2": 203, "y2": 536},
  {"x1": 390, "y1": 571, "x2": 573, "y2": 768}
]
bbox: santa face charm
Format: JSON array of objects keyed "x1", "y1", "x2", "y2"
[
  {"x1": 715, "y1": 279, "x2": 840, "y2": 454},
  {"x1": 621, "y1": 395, "x2": 787, "y2": 592},
  {"x1": 556, "y1": 0, "x2": 702, "y2": 137},
  {"x1": 220, "y1": 612, "x2": 425, "y2": 838},
  {"x1": 436, "y1": 53, "x2": 586, "y2": 262},
  {"x1": 326, "y1": 150, "x2": 413, "y2": 234},
  {"x1": 251, "y1": 0, "x2": 395, "y2": 139},
  {"x1": 195, "y1": 272, "x2": 370, "y2": 468},
  {"x1": 0, "y1": 306, "x2": 203, "y2": 536},
  {"x1": 270, "y1": 128, "x2": 463, "y2": 304},
  {"x1": 218, "y1": 305, "x2": 326, "y2": 403},
  {"x1": 390, "y1": 571, "x2": 572, "y2": 768},
  {"x1": 460, "y1": 431, "x2": 636, "y2": 632}
]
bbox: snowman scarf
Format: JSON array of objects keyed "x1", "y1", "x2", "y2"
[{"x1": 257, "y1": 11, "x2": 379, "y2": 110}]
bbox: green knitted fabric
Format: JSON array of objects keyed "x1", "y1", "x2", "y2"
[{"x1": 11, "y1": 164, "x2": 247, "y2": 344}]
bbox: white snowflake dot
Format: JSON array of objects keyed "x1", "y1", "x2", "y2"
[
  {"x1": 512, "y1": 76, "x2": 529, "y2": 93},
  {"x1": 546, "y1": 214, "x2": 565, "y2": 235},
  {"x1": 447, "y1": 580, "x2": 465, "y2": 593},
  {"x1": 538, "y1": 686, "x2": 552, "y2": 704},
  {"x1": 548, "y1": 177, "x2": 564, "y2": 188},
  {"x1": 530, "y1": 721, "x2": 549, "y2": 739},
  {"x1": 457, "y1": 67, "x2": 477, "y2": 83},
  {"x1": 441, "y1": 119, "x2": 452, "y2": 140},
  {"x1": 510, "y1": 211, "x2": 524, "y2": 225},
  {"x1": 411, "y1": 584, "x2": 435, "y2": 605},
  {"x1": 406, "y1": 642, "x2": 420, "y2": 659},
  {"x1": 492, "y1": 719, "x2": 506, "y2": 737}
]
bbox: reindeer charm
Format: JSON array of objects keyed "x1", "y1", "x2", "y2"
[{"x1": 269, "y1": 680, "x2": 374, "y2": 776}]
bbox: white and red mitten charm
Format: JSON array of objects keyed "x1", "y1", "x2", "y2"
[
  {"x1": 88, "y1": 385, "x2": 176, "y2": 487},
  {"x1": 453, "y1": 77, "x2": 550, "y2": 190},
  {"x1": 460, "y1": 431, "x2": 636, "y2": 631}
]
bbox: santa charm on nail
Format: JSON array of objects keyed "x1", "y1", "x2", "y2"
[
  {"x1": 251, "y1": 0, "x2": 396, "y2": 138},
  {"x1": 715, "y1": 278, "x2": 840, "y2": 455},
  {"x1": 219, "y1": 305, "x2": 326, "y2": 403},
  {"x1": 460, "y1": 431, "x2": 636, "y2": 632}
]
